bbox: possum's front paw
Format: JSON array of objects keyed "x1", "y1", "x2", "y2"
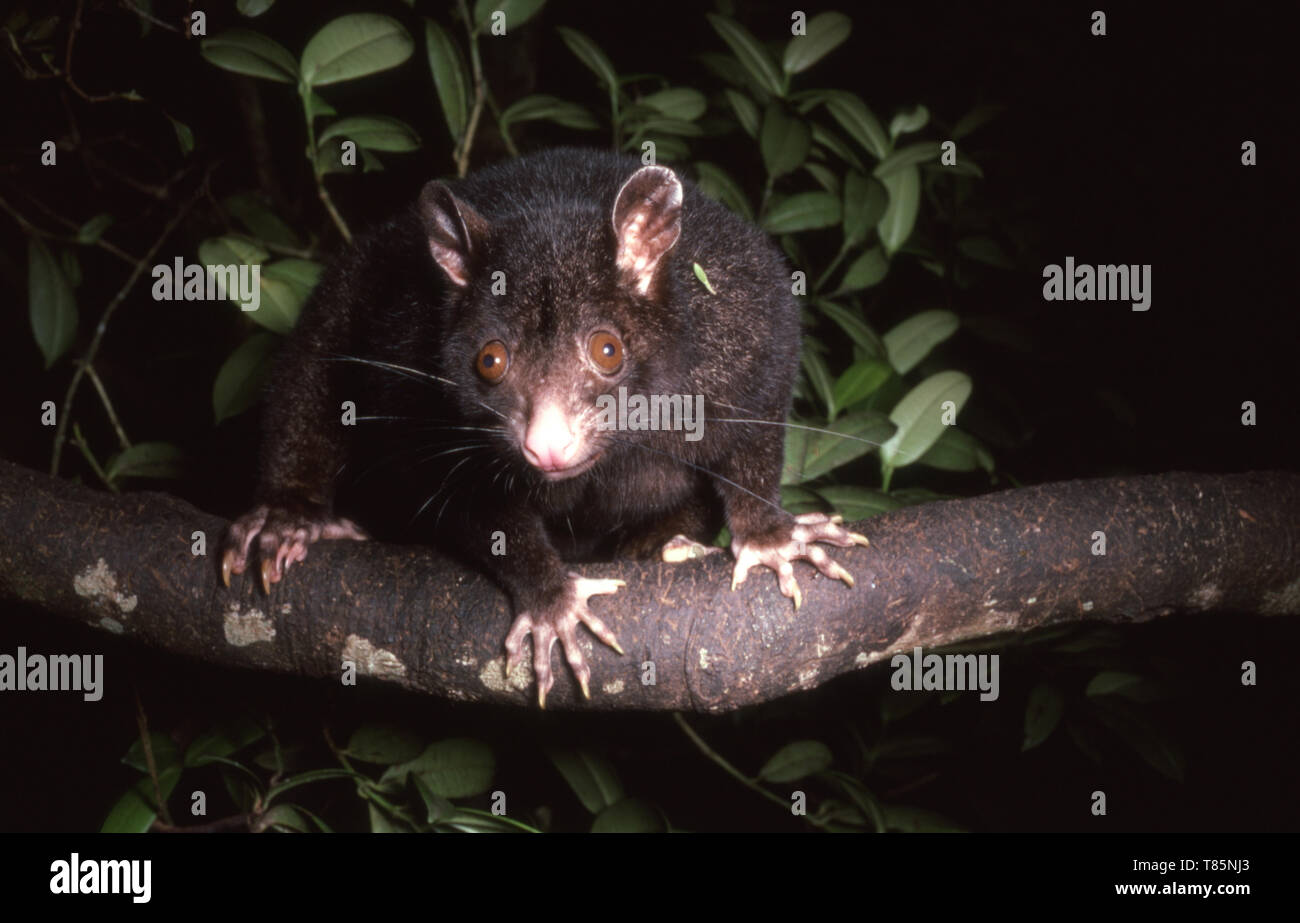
[
  {"x1": 731, "y1": 512, "x2": 868, "y2": 609},
  {"x1": 220, "y1": 502, "x2": 368, "y2": 593},
  {"x1": 504, "y1": 574, "x2": 626, "y2": 707}
]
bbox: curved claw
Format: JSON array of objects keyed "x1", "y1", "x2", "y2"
[
  {"x1": 505, "y1": 575, "x2": 626, "y2": 706},
  {"x1": 731, "y1": 512, "x2": 862, "y2": 610}
]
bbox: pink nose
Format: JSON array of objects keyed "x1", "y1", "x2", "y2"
[{"x1": 523, "y1": 403, "x2": 580, "y2": 471}]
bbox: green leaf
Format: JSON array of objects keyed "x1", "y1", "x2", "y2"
[
  {"x1": 832, "y1": 360, "x2": 892, "y2": 411},
  {"x1": 780, "y1": 484, "x2": 824, "y2": 515},
  {"x1": 1085, "y1": 672, "x2": 1145, "y2": 698},
  {"x1": 882, "y1": 804, "x2": 967, "y2": 832},
  {"x1": 698, "y1": 51, "x2": 748, "y2": 88},
  {"x1": 876, "y1": 165, "x2": 920, "y2": 255},
  {"x1": 412, "y1": 775, "x2": 456, "y2": 824},
  {"x1": 627, "y1": 116, "x2": 703, "y2": 138},
  {"x1": 266, "y1": 768, "x2": 363, "y2": 802},
  {"x1": 260, "y1": 804, "x2": 310, "y2": 833},
  {"x1": 304, "y1": 91, "x2": 336, "y2": 121},
  {"x1": 245, "y1": 259, "x2": 320, "y2": 333},
  {"x1": 500, "y1": 93, "x2": 599, "y2": 131},
  {"x1": 59, "y1": 250, "x2": 81, "y2": 288},
  {"x1": 261, "y1": 258, "x2": 322, "y2": 292},
  {"x1": 319, "y1": 115, "x2": 420, "y2": 151},
  {"x1": 100, "y1": 767, "x2": 181, "y2": 833},
  {"x1": 200, "y1": 29, "x2": 297, "y2": 84},
  {"x1": 836, "y1": 245, "x2": 889, "y2": 293},
  {"x1": 759, "y1": 103, "x2": 810, "y2": 179},
  {"x1": 184, "y1": 718, "x2": 267, "y2": 767},
  {"x1": 368, "y1": 803, "x2": 407, "y2": 833},
  {"x1": 842, "y1": 171, "x2": 886, "y2": 248},
  {"x1": 816, "y1": 484, "x2": 900, "y2": 520},
  {"x1": 952, "y1": 102, "x2": 1005, "y2": 139},
  {"x1": 223, "y1": 193, "x2": 302, "y2": 249},
  {"x1": 424, "y1": 18, "x2": 470, "y2": 140},
  {"x1": 810, "y1": 122, "x2": 865, "y2": 171},
  {"x1": 957, "y1": 235, "x2": 1014, "y2": 269},
  {"x1": 77, "y1": 213, "x2": 113, "y2": 244},
  {"x1": 724, "y1": 89, "x2": 760, "y2": 137},
  {"x1": 213, "y1": 331, "x2": 279, "y2": 423},
  {"x1": 762, "y1": 191, "x2": 840, "y2": 234},
  {"x1": 694, "y1": 162, "x2": 753, "y2": 220},
  {"x1": 706, "y1": 14, "x2": 784, "y2": 98},
  {"x1": 692, "y1": 262, "x2": 716, "y2": 294},
  {"x1": 814, "y1": 298, "x2": 884, "y2": 357},
  {"x1": 473, "y1": 0, "x2": 546, "y2": 31},
  {"x1": 879, "y1": 371, "x2": 973, "y2": 469},
  {"x1": 804, "y1": 162, "x2": 840, "y2": 194},
  {"x1": 800, "y1": 347, "x2": 835, "y2": 417},
  {"x1": 381, "y1": 739, "x2": 495, "y2": 799},
  {"x1": 874, "y1": 141, "x2": 942, "y2": 178},
  {"x1": 105, "y1": 442, "x2": 184, "y2": 482},
  {"x1": 641, "y1": 87, "x2": 706, "y2": 121},
  {"x1": 556, "y1": 27, "x2": 617, "y2": 92},
  {"x1": 591, "y1": 797, "x2": 666, "y2": 833},
  {"x1": 198, "y1": 234, "x2": 269, "y2": 269},
  {"x1": 237, "y1": 0, "x2": 275, "y2": 16},
  {"x1": 170, "y1": 116, "x2": 195, "y2": 155},
  {"x1": 882, "y1": 309, "x2": 959, "y2": 374},
  {"x1": 300, "y1": 14, "x2": 413, "y2": 87},
  {"x1": 916, "y1": 426, "x2": 994, "y2": 473},
  {"x1": 1089, "y1": 700, "x2": 1185, "y2": 782},
  {"x1": 822, "y1": 91, "x2": 889, "y2": 160},
  {"x1": 344, "y1": 724, "x2": 424, "y2": 765},
  {"x1": 782, "y1": 11, "x2": 851, "y2": 75},
  {"x1": 1023, "y1": 683, "x2": 1065, "y2": 751},
  {"x1": 758, "y1": 740, "x2": 832, "y2": 783},
  {"x1": 549, "y1": 748, "x2": 624, "y2": 814},
  {"x1": 123, "y1": 732, "x2": 180, "y2": 773},
  {"x1": 888, "y1": 103, "x2": 930, "y2": 139},
  {"x1": 27, "y1": 237, "x2": 77, "y2": 369},
  {"x1": 782, "y1": 411, "x2": 894, "y2": 484}
]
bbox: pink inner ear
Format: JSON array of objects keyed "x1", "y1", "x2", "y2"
[
  {"x1": 430, "y1": 241, "x2": 470, "y2": 287},
  {"x1": 613, "y1": 167, "x2": 683, "y2": 295}
]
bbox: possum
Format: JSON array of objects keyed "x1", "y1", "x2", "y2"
[{"x1": 220, "y1": 147, "x2": 865, "y2": 706}]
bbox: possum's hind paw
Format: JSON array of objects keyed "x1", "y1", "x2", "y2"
[
  {"x1": 504, "y1": 574, "x2": 625, "y2": 708},
  {"x1": 730, "y1": 512, "x2": 867, "y2": 609},
  {"x1": 220, "y1": 502, "x2": 368, "y2": 593}
]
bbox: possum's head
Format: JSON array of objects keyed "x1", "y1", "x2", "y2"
[{"x1": 417, "y1": 164, "x2": 686, "y2": 481}]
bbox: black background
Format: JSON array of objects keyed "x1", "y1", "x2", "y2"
[{"x1": 0, "y1": 0, "x2": 1296, "y2": 843}]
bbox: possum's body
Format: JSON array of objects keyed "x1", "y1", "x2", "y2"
[{"x1": 222, "y1": 148, "x2": 864, "y2": 705}]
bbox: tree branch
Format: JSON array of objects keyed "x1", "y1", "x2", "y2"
[{"x1": 0, "y1": 458, "x2": 1296, "y2": 711}]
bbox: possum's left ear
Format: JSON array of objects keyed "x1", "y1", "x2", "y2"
[
  {"x1": 612, "y1": 165, "x2": 683, "y2": 296},
  {"x1": 418, "y1": 181, "x2": 489, "y2": 287}
]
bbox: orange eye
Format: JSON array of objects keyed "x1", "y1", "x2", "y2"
[
  {"x1": 476, "y1": 340, "x2": 509, "y2": 382},
  {"x1": 588, "y1": 331, "x2": 624, "y2": 374}
]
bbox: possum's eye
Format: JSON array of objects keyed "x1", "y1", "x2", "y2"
[
  {"x1": 588, "y1": 331, "x2": 624, "y2": 374},
  {"x1": 476, "y1": 340, "x2": 509, "y2": 382}
]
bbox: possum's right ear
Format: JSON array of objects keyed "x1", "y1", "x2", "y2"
[{"x1": 418, "y1": 181, "x2": 488, "y2": 287}]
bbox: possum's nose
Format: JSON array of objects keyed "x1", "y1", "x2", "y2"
[{"x1": 523, "y1": 402, "x2": 584, "y2": 472}]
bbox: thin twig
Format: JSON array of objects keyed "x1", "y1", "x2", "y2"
[
  {"x1": 71, "y1": 422, "x2": 116, "y2": 492},
  {"x1": 134, "y1": 687, "x2": 174, "y2": 827},
  {"x1": 79, "y1": 361, "x2": 130, "y2": 450},
  {"x1": 50, "y1": 168, "x2": 209, "y2": 476},
  {"x1": 0, "y1": 195, "x2": 139, "y2": 266},
  {"x1": 455, "y1": 0, "x2": 486, "y2": 178}
]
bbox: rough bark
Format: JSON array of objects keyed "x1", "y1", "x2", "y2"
[{"x1": 0, "y1": 459, "x2": 1296, "y2": 711}]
